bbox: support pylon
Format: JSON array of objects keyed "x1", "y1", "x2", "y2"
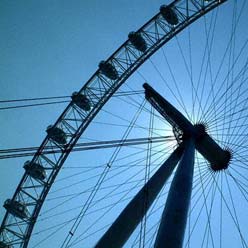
[
  {"x1": 154, "y1": 139, "x2": 195, "y2": 248},
  {"x1": 95, "y1": 146, "x2": 183, "y2": 248}
]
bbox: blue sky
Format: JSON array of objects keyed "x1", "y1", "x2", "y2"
[
  {"x1": 1, "y1": 0, "x2": 248, "y2": 247},
  {"x1": 0, "y1": 0, "x2": 164, "y2": 214},
  {"x1": 0, "y1": 0, "x2": 165, "y2": 241}
]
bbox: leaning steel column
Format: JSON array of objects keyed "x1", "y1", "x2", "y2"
[
  {"x1": 95, "y1": 145, "x2": 183, "y2": 248},
  {"x1": 154, "y1": 138, "x2": 195, "y2": 248}
]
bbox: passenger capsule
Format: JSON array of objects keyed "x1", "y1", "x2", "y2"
[
  {"x1": 46, "y1": 125, "x2": 67, "y2": 145},
  {"x1": 160, "y1": 5, "x2": 179, "y2": 25},
  {"x1": 128, "y1": 32, "x2": 147, "y2": 52},
  {"x1": 71, "y1": 92, "x2": 91, "y2": 111},
  {"x1": 0, "y1": 241, "x2": 12, "y2": 248},
  {"x1": 98, "y1": 61, "x2": 118, "y2": 80},
  {"x1": 24, "y1": 161, "x2": 46, "y2": 181},
  {"x1": 3, "y1": 199, "x2": 29, "y2": 219}
]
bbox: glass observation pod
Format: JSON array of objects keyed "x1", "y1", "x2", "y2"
[
  {"x1": 128, "y1": 32, "x2": 147, "y2": 52},
  {"x1": 46, "y1": 125, "x2": 67, "y2": 145},
  {"x1": 71, "y1": 92, "x2": 91, "y2": 111},
  {"x1": 160, "y1": 5, "x2": 179, "y2": 25},
  {"x1": 3, "y1": 199, "x2": 29, "y2": 220},
  {"x1": 98, "y1": 60, "x2": 118, "y2": 80},
  {"x1": 23, "y1": 161, "x2": 46, "y2": 181},
  {"x1": 0, "y1": 241, "x2": 12, "y2": 248}
]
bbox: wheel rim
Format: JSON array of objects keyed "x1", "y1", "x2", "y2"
[{"x1": 1, "y1": 0, "x2": 248, "y2": 247}]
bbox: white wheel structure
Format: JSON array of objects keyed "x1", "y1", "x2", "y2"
[{"x1": 1, "y1": 0, "x2": 248, "y2": 247}]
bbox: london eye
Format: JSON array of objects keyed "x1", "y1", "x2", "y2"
[{"x1": 0, "y1": 0, "x2": 248, "y2": 247}]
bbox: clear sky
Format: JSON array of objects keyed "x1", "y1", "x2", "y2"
[
  {"x1": 1, "y1": 0, "x2": 248, "y2": 247},
  {"x1": 0, "y1": 0, "x2": 164, "y2": 216}
]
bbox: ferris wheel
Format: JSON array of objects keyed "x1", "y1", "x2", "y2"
[{"x1": 1, "y1": 0, "x2": 248, "y2": 247}]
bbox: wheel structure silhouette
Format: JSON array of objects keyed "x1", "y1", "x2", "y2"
[{"x1": 1, "y1": 0, "x2": 248, "y2": 247}]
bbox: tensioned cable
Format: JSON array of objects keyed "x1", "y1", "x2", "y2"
[
  {"x1": 0, "y1": 136, "x2": 174, "y2": 160},
  {"x1": 0, "y1": 90, "x2": 143, "y2": 103},
  {"x1": 224, "y1": 0, "x2": 238, "y2": 147},
  {"x1": 74, "y1": 167, "x2": 178, "y2": 247},
  {"x1": 199, "y1": 0, "x2": 247, "y2": 123},
  {"x1": 227, "y1": 170, "x2": 248, "y2": 202},
  {"x1": 0, "y1": 95, "x2": 71, "y2": 103},
  {"x1": 0, "y1": 90, "x2": 144, "y2": 110},
  {"x1": 137, "y1": 167, "x2": 212, "y2": 248},
  {"x1": 139, "y1": 104, "x2": 154, "y2": 248},
  {"x1": 49, "y1": 142, "x2": 169, "y2": 195},
  {"x1": 210, "y1": 171, "x2": 248, "y2": 247},
  {"x1": 66, "y1": 110, "x2": 178, "y2": 248},
  {"x1": 132, "y1": 182, "x2": 169, "y2": 248},
  {"x1": 184, "y1": 170, "x2": 215, "y2": 247},
  {"x1": 148, "y1": 57, "x2": 192, "y2": 122},
  {"x1": 60, "y1": 187, "x2": 169, "y2": 248},
  {"x1": 34, "y1": 151, "x2": 211, "y2": 246},
  {"x1": 0, "y1": 100, "x2": 71, "y2": 110},
  {"x1": 201, "y1": 9, "x2": 220, "y2": 142},
  {"x1": 192, "y1": 10, "x2": 217, "y2": 126},
  {"x1": 224, "y1": 172, "x2": 247, "y2": 248},
  {"x1": 35, "y1": 148, "x2": 169, "y2": 238},
  {"x1": 191, "y1": 155, "x2": 215, "y2": 247},
  {"x1": 47, "y1": 145, "x2": 169, "y2": 208},
  {"x1": 60, "y1": 100, "x2": 147, "y2": 248}
]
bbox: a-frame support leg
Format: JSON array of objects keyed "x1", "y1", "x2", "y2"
[
  {"x1": 154, "y1": 138, "x2": 195, "y2": 248},
  {"x1": 95, "y1": 145, "x2": 183, "y2": 248}
]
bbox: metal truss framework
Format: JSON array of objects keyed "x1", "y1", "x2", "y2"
[{"x1": 0, "y1": 1, "x2": 227, "y2": 247}]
